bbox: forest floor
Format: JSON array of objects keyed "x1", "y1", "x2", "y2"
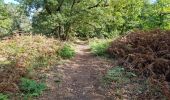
[{"x1": 38, "y1": 41, "x2": 115, "y2": 100}]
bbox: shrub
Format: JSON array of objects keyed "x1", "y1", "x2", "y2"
[
  {"x1": 107, "y1": 30, "x2": 170, "y2": 99},
  {"x1": 90, "y1": 39, "x2": 110, "y2": 56},
  {"x1": 19, "y1": 78, "x2": 46, "y2": 97},
  {"x1": 0, "y1": 35, "x2": 61, "y2": 68},
  {"x1": 58, "y1": 44, "x2": 75, "y2": 59},
  {"x1": 0, "y1": 93, "x2": 8, "y2": 100},
  {"x1": 107, "y1": 30, "x2": 170, "y2": 79},
  {"x1": 0, "y1": 35, "x2": 61, "y2": 93}
]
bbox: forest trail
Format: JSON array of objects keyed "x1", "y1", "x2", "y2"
[{"x1": 38, "y1": 41, "x2": 114, "y2": 100}]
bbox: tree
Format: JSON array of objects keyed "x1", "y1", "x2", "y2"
[
  {"x1": 0, "y1": 1, "x2": 31, "y2": 37},
  {"x1": 17, "y1": 0, "x2": 113, "y2": 40},
  {"x1": 108, "y1": 0, "x2": 144, "y2": 35},
  {"x1": 140, "y1": 0, "x2": 170, "y2": 29},
  {"x1": 0, "y1": 0, "x2": 13, "y2": 36},
  {"x1": 16, "y1": 0, "x2": 170, "y2": 39}
]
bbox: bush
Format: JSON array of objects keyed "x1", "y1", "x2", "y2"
[
  {"x1": 0, "y1": 93, "x2": 8, "y2": 100},
  {"x1": 19, "y1": 78, "x2": 46, "y2": 97},
  {"x1": 90, "y1": 39, "x2": 110, "y2": 56},
  {"x1": 58, "y1": 44, "x2": 75, "y2": 59},
  {"x1": 0, "y1": 35, "x2": 61, "y2": 93},
  {"x1": 0, "y1": 35, "x2": 61, "y2": 68},
  {"x1": 107, "y1": 30, "x2": 170, "y2": 99},
  {"x1": 107, "y1": 30, "x2": 170, "y2": 80}
]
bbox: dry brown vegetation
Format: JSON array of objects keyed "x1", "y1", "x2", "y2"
[
  {"x1": 107, "y1": 29, "x2": 170, "y2": 98},
  {"x1": 0, "y1": 35, "x2": 61, "y2": 93}
]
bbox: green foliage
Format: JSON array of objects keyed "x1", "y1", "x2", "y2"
[
  {"x1": 0, "y1": 1, "x2": 13, "y2": 36},
  {"x1": 90, "y1": 39, "x2": 110, "y2": 56},
  {"x1": 0, "y1": 1, "x2": 31, "y2": 37},
  {"x1": 0, "y1": 93, "x2": 8, "y2": 100},
  {"x1": 58, "y1": 44, "x2": 75, "y2": 59},
  {"x1": 17, "y1": 0, "x2": 144, "y2": 39},
  {"x1": 140, "y1": 0, "x2": 170, "y2": 30},
  {"x1": 103, "y1": 66, "x2": 136, "y2": 84},
  {"x1": 19, "y1": 78, "x2": 46, "y2": 97},
  {"x1": 1, "y1": 0, "x2": 170, "y2": 39}
]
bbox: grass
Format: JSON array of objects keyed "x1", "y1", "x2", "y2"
[
  {"x1": 89, "y1": 39, "x2": 111, "y2": 56},
  {"x1": 103, "y1": 66, "x2": 136, "y2": 85},
  {"x1": 58, "y1": 44, "x2": 75, "y2": 59},
  {"x1": 102, "y1": 66, "x2": 137, "y2": 99},
  {"x1": 102, "y1": 66, "x2": 167, "y2": 99}
]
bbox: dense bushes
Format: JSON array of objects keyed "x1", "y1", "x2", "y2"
[{"x1": 107, "y1": 29, "x2": 170, "y2": 98}]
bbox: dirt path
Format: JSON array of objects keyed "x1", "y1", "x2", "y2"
[{"x1": 38, "y1": 42, "x2": 114, "y2": 100}]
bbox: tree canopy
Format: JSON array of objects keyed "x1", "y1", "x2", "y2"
[
  {"x1": 0, "y1": 0, "x2": 31, "y2": 37},
  {"x1": 0, "y1": 0, "x2": 170, "y2": 39}
]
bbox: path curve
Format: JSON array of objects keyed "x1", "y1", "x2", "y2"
[{"x1": 38, "y1": 42, "x2": 114, "y2": 100}]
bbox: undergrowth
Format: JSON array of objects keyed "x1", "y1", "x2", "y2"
[
  {"x1": 58, "y1": 44, "x2": 75, "y2": 59},
  {"x1": 0, "y1": 35, "x2": 61, "y2": 68},
  {"x1": 103, "y1": 66, "x2": 136, "y2": 85},
  {"x1": 102, "y1": 66, "x2": 165, "y2": 99},
  {"x1": 89, "y1": 39, "x2": 110, "y2": 56},
  {"x1": 0, "y1": 35, "x2": 61, "y2": 94},
  {"x1": 0, "y1": 93, "x2": 8, "y2": 100},
  {"x1": 19, "y1": 78, "x2": 46, "y2": 99},
  {"x1": 102, "y1": 66, "x2": 137, "y2": 99},
  {"x1": 105, "y1": 30, "x2": 170, "y2": 99},
  {"x1": 0, "y1": 35, "x2": 76, "y2": 99}
]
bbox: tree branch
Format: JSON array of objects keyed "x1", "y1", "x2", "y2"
[
  {"x1": 44, "y1": 0, "x2": 52, "y2": 14},
  {"x1": 56, "y1": 0, "x2": 65, "y2": 12},
  {"x1": 71, "y1": 0, "x2": 76, "y2": 9},
  {"x1": 88, "y1": 0, "x2": 102, "y2": 9}
]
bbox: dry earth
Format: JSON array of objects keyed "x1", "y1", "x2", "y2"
[{"x1": 38, "y1": 42, "x2": 115, "y2": 100}]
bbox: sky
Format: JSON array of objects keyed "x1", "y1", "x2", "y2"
[
  {"x1": 151, "y1": 0, "x2": 157, "y2": 3},
  {"x1": 4, "y1": 0, "x2": 19, "y2": 4}
]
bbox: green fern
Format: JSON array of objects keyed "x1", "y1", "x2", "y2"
[
  {"x1": 19, "y1": 78, "x2": 46, "y2": 97},
  {"x1": 58, "y1": 44, "x2": 75, "y2": 59},
  {"x1": 0, "y1": 93, "x2": 8, "y2": 100},
  {"x1": 90, "y1": 39, "x2": 110, "y2": 56}
]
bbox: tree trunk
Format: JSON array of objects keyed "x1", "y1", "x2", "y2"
[{"x1": 64, "y1": 23, "x2": 71, "y2": 40}]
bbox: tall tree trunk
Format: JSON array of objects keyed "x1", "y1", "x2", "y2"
[{"x1": 55, "y1": 24, "x2": 65, "y2": 40}]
